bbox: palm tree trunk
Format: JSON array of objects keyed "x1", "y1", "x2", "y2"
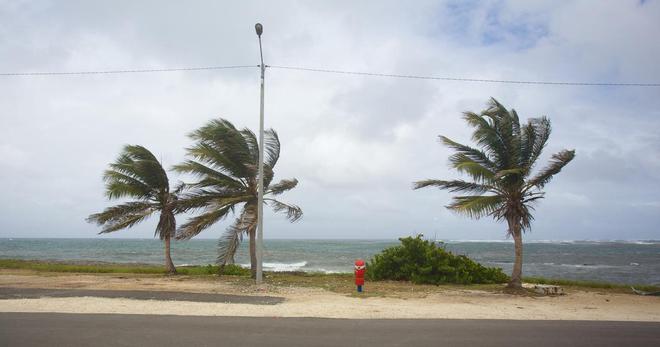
[
  {"x1": 164, "y1": 235, "x2": 176, "y2": 274},
  {"x1": 508, "y1": 219, "x2": 523, "y2": 288},
  {"x1": 249, "y1": 227, "x2": 257, "y2": 279}
]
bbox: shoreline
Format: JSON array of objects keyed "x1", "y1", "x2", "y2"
[{"x1": 1, "y1": 258, "x2": 658, "y2": 291}]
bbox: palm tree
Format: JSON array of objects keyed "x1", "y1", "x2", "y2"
[
  {"x1": 174, "y1": 119, "x2": 302, "y2": 278},
  {"x1": 87, "y1": 145, "x2": 181, "y2": 274},
  {"x1": 414, "y1": 98, "x2": 575, "y2": 289}
]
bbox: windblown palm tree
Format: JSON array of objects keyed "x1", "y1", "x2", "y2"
[
  {"x1": 174, "y1": 119, "x2": 302, "y2": 278},
  {"x1": 414, "y1": 98, "x2": 575, "y2": 289},
  {"x1": 87, "y1": 145, "x2": 181, "y2": 274}
]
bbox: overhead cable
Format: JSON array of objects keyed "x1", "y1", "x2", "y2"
[
  {"x1": 0, "y1": 65, "x2": 258, "y2": 76},
  {"x1": 267, "y1": 65, "x2": 660, "y2": 87},
  {"x1": 2, "y1": 63, "x2": 659, "y2": 87}
]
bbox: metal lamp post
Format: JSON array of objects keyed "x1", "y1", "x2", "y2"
[{"x1": 255, "y1": 23, "x2": 265, "y2": 285}]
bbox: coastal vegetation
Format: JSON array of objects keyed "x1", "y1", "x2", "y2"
[
  {"x1": 86, "y1": 145, "x2": 183, "y2": 274},
  {"x1": 2, "y1": 259, "x2": 657, "y2": 296},
  {"x1": 0, "y1": 259, "x2": 249, "y2": 276},
  {"x1": 174, "y1": 119, "x2": 302, "y2": 278},
  {"x1": 366, "y1": 235, "x2": 508, "y2": 285},
  {"x1": 414, "y1": 98, "x2": 575, "y2": 289}
]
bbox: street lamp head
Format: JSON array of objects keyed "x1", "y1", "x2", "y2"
[{"x1": 255, "y1": 23, "x2": 263, "y2": 36}]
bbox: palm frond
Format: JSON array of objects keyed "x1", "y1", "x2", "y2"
[
  {"x1": 510, "y1": 109, "x2": 521, "y2": 139},
  {"x1": 519, "y1": 121, "x2": 536, "y2": 171},
  {"x1": 240, "y1": 128, "x2": 259, "y2": 163},
  {"x1": 481, "y1": 99, "x2": 516, "y2": 168},
  {"x1": 446, "y1": 195, "x2": 504, "y2": 219},
  {"x1": 103, "y1": 170, "x2": 153, "y2": 200},
  {"x1": 462, "y1": 112, "x2": 507, "y2": 169},
  {"x1": 172, "y1": 181, "x2": 186, "y2": 195},
  {"x1": 449, "y1": 154, "x2": 496, "y2": 182},
  {"x1": 87, "y1": 201, "x2": 156, "y2": 233},
  {"x1": 176, "y1": 205, "x2": 235, "y2": 240},
  {"x1": 494, "y1": 168, "x2": 525, "y2": 179},
  {"x1": 217, "y1": 205, "x2": 256, "y2": 266},
  {"x1": 217, "y1": 227, "x2": 243, "y2": 266},
  {"x1": 264, "y1": 129, "x2": 280, "y2": 168},
  {"x1": 110, "y1": 145, "x2": 169, "y2": 191},
  {"x1": 176, "y1": 189, "x2": 250, "y2": 213},
  {"x1": 523, "y1": 192, "x2": 545, "y2": 204},
  {"x1": 413, "y1": 179, "x2": 494, "y2": 194},
  {"x1": 526, "y1": 117, "x2": 551, "y2": 170},
  {"x1": 122, "y1": 144, "x2": 159, "y2": 162},
  {"x1": 484, "y1": 99, "x2": 514, "y2": 145},
  {"x1": 188, "y1": 119, "x2": 254, "y2": 178},
  {"x1": 102, "y1": 145, "x2": 169, "y2": 201},
  {"x1": 266, "y1": 198, "x2": 303, "y2": 222},
  {"x1": 525, "y1": 149, "x2": 576, "y2": 190},
  {"x1": 173, "y1": 159, "x2": 245, "y2": 189},
  {"x1": 267, "y1": 178, "x2": 299, "y2": 195},
  {"x1": 184, "y1": 142, "x2": 249, "y2": 179}
]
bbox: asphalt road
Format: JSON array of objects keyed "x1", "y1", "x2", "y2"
[
  {"x1": 1, "y1": 313, "x2": 659, "y2": 346},
  {"x1": 0, "y1": 287, "x2": 283, "y2": 304}
]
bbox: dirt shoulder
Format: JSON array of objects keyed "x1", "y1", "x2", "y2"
[{"x1": 0, "y1": 270, "x2": 658, "y2": 321}]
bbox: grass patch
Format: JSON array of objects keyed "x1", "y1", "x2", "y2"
[{"x1": 0, "y1": 259, "x2": 250, "y2": 277}]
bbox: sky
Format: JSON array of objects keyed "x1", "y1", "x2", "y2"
[{"x1": 1, "y1": 0, "x2": 659, "y2": 241}]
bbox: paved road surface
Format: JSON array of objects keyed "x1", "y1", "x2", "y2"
[
  {"x1": 1, "y1": 313, "x2": 659, "y2": 346},
  {"x1": 0, "y1": 287, "x2": 283, "y2": 304}
]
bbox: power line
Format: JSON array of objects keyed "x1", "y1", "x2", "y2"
[
  {"x1": 1, "y1": 63, "x2": 658, "y2": 87},
  {"x1": 0, "y1": 65, "x2": 257, "y2": 76},
  {"x1": 267, "y1": 65, "x2": 660, "y2": 87}
]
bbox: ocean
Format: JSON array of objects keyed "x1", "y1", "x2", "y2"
[{"x1": 1, "y1": 238, "x2": 658, "y2": 285}]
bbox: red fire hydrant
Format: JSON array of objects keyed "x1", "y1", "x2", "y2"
[{"x1": 354, "y1": 259, "x2": 366, "y2": 292}]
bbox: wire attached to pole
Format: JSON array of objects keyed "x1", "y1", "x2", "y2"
[
  {"x1": 2, "y1": 63, "x2": 659, "y2": 87},
  {"x1": 0, "y1": 65, "x2": 258, "y2": 76},
  {"x1": 268, "y1": 65, "x2": 660, "y2": 87}
]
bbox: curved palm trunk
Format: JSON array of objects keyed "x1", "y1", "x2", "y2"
[
  {"x1": 248, "y1": 226, "x2": 257, "y2": 279},
  {"x1": 164, "y1": 235, "x2": 176, "y2": 274},
  {"x1": 507, "y1": 219, "x2": 523, "y2": 288}
]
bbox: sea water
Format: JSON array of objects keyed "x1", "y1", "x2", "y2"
[{"x1": 0, "y1": 238, "x2": 658, "y2": 285}]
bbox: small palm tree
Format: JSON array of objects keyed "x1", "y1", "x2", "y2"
[
  {"x1": 414, "y1": 98, "x2": 575, "y2": 289},
  {"x1": 174, "y1": 119, "x2": 302, "y2": 278},
  {"x1": 87, "y1": 145, "x2": 181, "y2": 274}
]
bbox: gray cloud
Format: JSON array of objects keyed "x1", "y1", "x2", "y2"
[{"x1": 1, "y1": 0, "x2": 659, "y2": 241}]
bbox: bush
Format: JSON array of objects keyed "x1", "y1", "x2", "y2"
[{"x1": 366, "y1": 235, "x2": 509, "y2": 285}]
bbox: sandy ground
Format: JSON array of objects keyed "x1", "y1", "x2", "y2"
[{"x1": 1, "y1": 270, "x2": 659, "y2": 321}]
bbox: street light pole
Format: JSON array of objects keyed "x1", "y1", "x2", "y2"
[{"x1": 255, "y1": 23, "x2": 265, "y2": 285}]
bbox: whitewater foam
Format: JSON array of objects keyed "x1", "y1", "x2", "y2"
[{"x1": 237, "y1": 261, "x2": 309, "y2": 272}]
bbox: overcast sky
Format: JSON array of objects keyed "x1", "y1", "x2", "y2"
[{"x1": 1, "y1": 0, "x2": 659, "y2": 241}]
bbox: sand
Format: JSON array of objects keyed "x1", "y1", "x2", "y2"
[{"x1": 1, "y1": 271, "x2": 658, "y2": 321}]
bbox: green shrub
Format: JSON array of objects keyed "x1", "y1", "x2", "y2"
[{"x1": 366, "y1": 235, "x2": 509, "y2": 285}]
